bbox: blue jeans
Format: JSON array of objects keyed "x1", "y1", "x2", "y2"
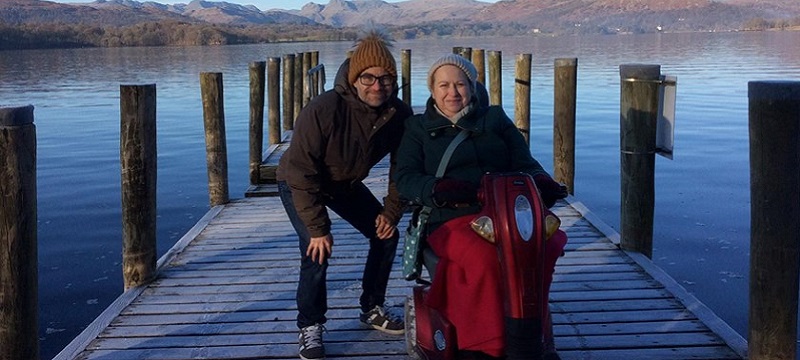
[{"x1": 277, "y1": 181, "x2": 399, "y2": 329}]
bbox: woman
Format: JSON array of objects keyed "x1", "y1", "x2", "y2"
[{"x1": 395, "y1": 54, "x2": 567, "y2": 359}]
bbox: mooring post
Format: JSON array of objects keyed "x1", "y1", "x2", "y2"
[
  {"x1": 472, "y1": 49, "x2": 485, "y2": 85},
  {"x1": 748, "y1": 81, "x2": 800, "y2": 360},
  {"x1": 488, "y1": 50, "x2": 502, "y2": 106},
  {"x1": 302, "y1": 52, "x2": 312, "y2": 107},
  {"x1": 619, "y1": 64, "x2": 660, "y2": 258},
  {"x1": 514, "y1": 53, "x2": 532, "y2": 144},
  {"x1": 401, "y1": 49, "x2": 411, "y2": 106},
  {"x1": 293, "y1": 52, "x2": 303, "y2": 122},
  {"x1": 248, "y1": 61, "x2": 265, "y2": 186},
  {"x1": 283, "y1": 54, "x2": 295, "y2": 131},
  {"x1": 119, "y1": 85, "x2": 158, "y2": 290},
  {"x1": 200, "y1": 72, "x2": 230, "y2": 206},
  {"x1": 0, "y1": 105, "x2": 38, "y2": 360},
  {"x1": 311, "y1": 51, "x2": 320, "y2": 97},
  {"x1": 267, "y1": 57, "x2": 281, "y2": 145},
  {"x1": 459, "y1": 47, "x2": 472, "y2": 60},
  {"x1": 554, "y1": 58, "x2": 578, "y2": 194}
]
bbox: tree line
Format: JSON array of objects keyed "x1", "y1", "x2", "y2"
[
  {"x1": 743, "y1": 17, "x2": 800, "y2": 31},
  {"x1": 0, "y1": 20, "x2": 545, "y2": 50},
  {"x1": 2, "y1": 16, "x2": 798, "y2": 51},
  {"x1": 0, "y1": 21, "x2": 356, "y2": 50}
]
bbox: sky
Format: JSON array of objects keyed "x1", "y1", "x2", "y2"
[{"x1": 54, "y1": 0, "x2": 499, "y2": 11}]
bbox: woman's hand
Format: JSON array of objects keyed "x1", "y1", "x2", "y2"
[
  {"x1": 432, "y1": 178, "x2": 478, "y2": 208},
  {"x1": 307, "y1": 234, "x2": 333, "y2": 264},
  {"x1": 375, "y1": 214, "x2": 397, "y2": 240},
  {"x1": 534, "y1": 174, "x2": 568, "y2": 208}
]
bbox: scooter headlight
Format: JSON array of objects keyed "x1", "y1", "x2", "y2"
[
  {"x1": 470, "y1": 216, "x2": 495, "y2": 243},
  {"x1": 514, "y1": 195, "x2": 533, "y2": 242}
]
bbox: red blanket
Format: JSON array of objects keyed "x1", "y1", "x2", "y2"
[{"x1": 426, "y1": 214, "x2": 568, "y2": 357}]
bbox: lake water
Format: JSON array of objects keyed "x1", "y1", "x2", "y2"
[{"x1": 1, "y1": 31, "x2": 799, "y2": 359}]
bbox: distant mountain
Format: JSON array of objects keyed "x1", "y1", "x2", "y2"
[
  {"x1": 473, "y1": 0, "x2": 768, "y2": 33},
  {"x1": 294, "y1": 0, "x2": 490, "y2": 27},
  {"x1": 86, "y1": 0, "x2": 316, "y2": 25},
  {"x1": 172, "y1": 0, "x2": 316, "y2": 24},
  {"x1": 2, "y1": 0, "x2": 799, "y2": 34},
  {"x1": 0, "y1": 0, "x2": 193, "y2": 26}
]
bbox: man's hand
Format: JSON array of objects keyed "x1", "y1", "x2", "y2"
[
  {"x1": 307, "y1": 234, "x2": 333, "y2": 264},
  {"x1": 375, "y1": 214, "x2": 396, "y2": 240}
]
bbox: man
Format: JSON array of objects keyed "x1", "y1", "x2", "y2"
[{"x1": 276, "y1": 29, "x2": 413, "y2": 360}]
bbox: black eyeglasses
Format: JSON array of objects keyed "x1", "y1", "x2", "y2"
[{"x1": 359, "y1": 74, "x2": 395, "y2": 87}]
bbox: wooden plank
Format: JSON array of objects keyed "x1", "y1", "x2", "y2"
[
  {"x1": 99, "y1": 318, "x2": 709, "y2": 338},
  {"x1": 552, "y1": 309, "x2": 696, "y2": 325},
  {"x1": 556, "y1": 331, "x2": 726, "y2": 349},
  {"x1": 81, "y1": 342, "x2": 406, "y2": 360},
  {"x1": 256, "y1": 137, "x2": 290, "y2": 184},
  {"x1": 244, "y1": 183, "x2": 279, "y2": 197},
  {"x1": 556, "y1": 346, "x2": 741, "y2": 360},
  {"x1": 551, "y1": 298, "x2": 683, "y2": 313},
  {"x1": 121, "y1": 297, "x2": 408, "y2": 315},
  {"x1": 91, "y1": 330, "x2": 397, "y2": 349}
]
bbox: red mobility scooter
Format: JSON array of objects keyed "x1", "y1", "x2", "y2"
[{"x1": 405, "y1": 172, "x2": 560, "y2": 360}]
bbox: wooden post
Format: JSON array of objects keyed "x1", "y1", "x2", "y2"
[
  {"x1": 619, "y1": 64, "x2": 660, "y2": 258},
  {"x1": 459, "y1": 47, "x2": 472, "y2": 60},
  {"x1": 283, "y1": 54, "x2": 295, "y2": 131},
  {"x1": 472, "y1": 49, "x2": 485, "y2": 85},
  {"x1": 748, "y1": 81, "x2": 800, "y2": 360},
  {"x1": 303, "y1": 52, "x2": 312, "y2": 107},
  {"x1": 554, "y1": 58, "x2": 577, "y2": 194},
  {"x1": 311, "y1": 51, "x2": 320, "y2": 97},
  {"x1": 248, "y1": 61, "x2": 265, "y2": 186},
  {"x1": 267, "y1": 57, "x2": 281, "y2": 145},
  {"x1": 488, "y1": 50, "x2": 502, "y2": 106},
  {"x1": 0, "y1": 105, "x2": 39, "y2": 360},
  {"x1": 293, "y1": 52, "x2": 303, "y2": 122},
  {"x1": 200, "y1": 72, "x2": 230, "y2": 206},
  {"x1": 514, "y1": 53, "x2": 532, "y2": 144},
  {"x1": 401, "y1": 49, "x2": 411, "y2": 106},
  {"x1": 119, "y1": 85, "x2": 158, "y2": 290}
]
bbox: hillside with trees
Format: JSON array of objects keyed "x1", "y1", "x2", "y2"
[{"x1": 0, "y1": 21, "x2": 352, "y2": 49}]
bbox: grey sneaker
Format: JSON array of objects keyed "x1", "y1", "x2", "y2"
[
  {"x1": 360, "y1": 305, "x2": 404, "y2": 335},
  {"x1": 298, "y1": 324, "x2": 325, "y2": 360}
]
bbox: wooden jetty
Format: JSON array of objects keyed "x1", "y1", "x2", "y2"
[
  {"x1": 54, "y1": 153, "x2": 747, "y2": 360},
  {"x1": 47, "y1": 51, "x2": 758, "y2": 360}
]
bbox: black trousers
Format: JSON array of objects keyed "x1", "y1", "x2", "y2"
[{"x1": 277, "y1": 181, "x2": 399, "y2": 329}]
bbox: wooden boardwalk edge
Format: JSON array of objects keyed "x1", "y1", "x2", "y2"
[
  {"x1": 52, "y1": 205, "x2": 226, "y2": 360},
  {"x1": 566, "y1": 197, "x2": 748, "y2": 359}
]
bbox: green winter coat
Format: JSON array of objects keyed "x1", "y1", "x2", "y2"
[{"x1": 394, "y1": 97, "x2": 548, "y2": 233}]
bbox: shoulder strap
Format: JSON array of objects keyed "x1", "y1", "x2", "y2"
[
  {"x1": 418, "y1": 128, "x2": 471, "y2": 218},
  {"x1": 436, "y1": 128, "x2": 470, "y2": 177}
]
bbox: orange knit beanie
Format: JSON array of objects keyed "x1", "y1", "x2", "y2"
[{"x1": 348, "y1": 30, "x2": 397, "y2": 85}]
